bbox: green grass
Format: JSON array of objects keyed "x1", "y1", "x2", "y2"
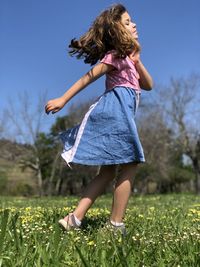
[{"x1": 0, "y1": 193, "x2": 199, "y2": 266}]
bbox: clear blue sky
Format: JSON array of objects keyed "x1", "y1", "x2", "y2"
[{"x1": 1, "y1": 0, "x2": 200, "y2": 133}]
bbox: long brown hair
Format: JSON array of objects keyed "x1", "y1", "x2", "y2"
[{"x1": 68, "y1": 4, "x2": 140, "y2": 65}]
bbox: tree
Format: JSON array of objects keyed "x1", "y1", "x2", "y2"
[
  {"x1": 0, "y1": 111, "x2": 8, "y2": 139},
  {"x1": 157, "y1": 73, "x2": 200, "y2": 194},
  {"x1": 137, "y1": 101, "x2": 175, "y2": 193},
  {"x1": 5, "y1": 90, "x2": 48, "y2": 196}
]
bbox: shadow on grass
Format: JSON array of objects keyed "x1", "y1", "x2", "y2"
[{"x1": 81, "y1": 216, "x2": 108, "y2": 232}]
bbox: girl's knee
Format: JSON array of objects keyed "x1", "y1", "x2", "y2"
[
  {"x1": 98, "y1": 164, "x2": 117, "y2": 180},
  {"x1": 119, "y1": 162, "x2": 138, "y2": 178}
]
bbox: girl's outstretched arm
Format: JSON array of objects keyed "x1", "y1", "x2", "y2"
[{"x1": 45, "y1": 63, "x2": 114, "y2": 114}]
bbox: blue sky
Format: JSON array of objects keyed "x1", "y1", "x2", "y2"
[{"x1": 0, "y1": 0, "x2": 200, "y2": 133}]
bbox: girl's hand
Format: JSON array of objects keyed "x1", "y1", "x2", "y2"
[{"x1": 45, "y1": 97, "x2": 66, "y2": 114}]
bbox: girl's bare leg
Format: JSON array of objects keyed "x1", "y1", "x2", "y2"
[
  {"x1": 110, "y1": 162, "x2": 138, "y2": 223},
  {"x1": 73, "y1": 165, "x2": 117, "y2": 221}
]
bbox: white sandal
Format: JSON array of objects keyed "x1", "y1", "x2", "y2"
[
  {"x1": 102, "y1": 221, "x2": 127, "y2": 236},
  {"x1": 58, "y1": 213, "x2": 80, "y2": 230}
]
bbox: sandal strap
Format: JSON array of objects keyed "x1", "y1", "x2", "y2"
[
  {"x1": 68, "y1": 213, "x2": 80, "y2": 228},
  {"x1": 59, "y1": 213, "x2": 80, "y2": 230}
]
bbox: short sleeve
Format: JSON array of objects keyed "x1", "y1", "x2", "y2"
[{"x1": 100, "y1": 51, "x2": 122, "y2": 70}]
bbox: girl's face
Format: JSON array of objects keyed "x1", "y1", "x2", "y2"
[{"x1": 121, "y1": 12, "x2": 138, "y2": 39}]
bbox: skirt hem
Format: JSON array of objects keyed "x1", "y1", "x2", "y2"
[{"x1": 62, "y1": 155, "x2": 145, "y2": 169}]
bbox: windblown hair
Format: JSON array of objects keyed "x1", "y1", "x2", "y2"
[{"x1": 68, "y1": 4, "x2": 140, "y2": 65}]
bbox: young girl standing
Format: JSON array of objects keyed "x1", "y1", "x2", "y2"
[{"x1": 45, "y1": 4, "x2": 153, "y2": 234}]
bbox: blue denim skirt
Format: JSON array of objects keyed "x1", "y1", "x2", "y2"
[{"x1": 60, "y1": 86, "x2": 145, "y2": 169}]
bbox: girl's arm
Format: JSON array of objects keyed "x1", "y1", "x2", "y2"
[
  {"x1": 130, "y1": 51, "x2": 153, "y2": 90},
  {"x1": 135, "y1": 59, "x2": 153, "y2": 90},
  {"x1": 45, "y1": 63, "x2": 114, "y2": 114}
]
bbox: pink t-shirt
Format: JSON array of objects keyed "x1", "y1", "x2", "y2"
[{"x1": 100, "y1": 51, "x2": 141, "y2": 92}]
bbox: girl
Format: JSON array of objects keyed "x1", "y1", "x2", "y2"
[{"x1": 45, "y1": 4, "x2": 153, "y2": 234}]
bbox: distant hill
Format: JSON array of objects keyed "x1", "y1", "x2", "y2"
[{"x1": 0, "y1": 139, "x2": 37, "y2": 195}]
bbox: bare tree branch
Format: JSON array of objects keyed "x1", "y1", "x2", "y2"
[
  {"x1": 4, "y1": 89, "x2": 49, "y2": 196},
  {"x1": 156, "y1": 73, "x2": 200, "y2": 193}
]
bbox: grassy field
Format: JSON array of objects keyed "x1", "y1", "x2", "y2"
[{"x1": 0, "y1": 193, "x2": 199, "y2": 266}]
